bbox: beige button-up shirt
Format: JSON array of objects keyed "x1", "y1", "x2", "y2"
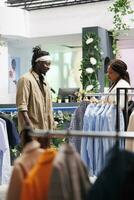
[{"x1": 16, "y1": 70, "x2": 54, "y2": 133}]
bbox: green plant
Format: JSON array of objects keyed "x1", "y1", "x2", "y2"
[
  {"x1": 80, "y1": 32, "x2": 103, "y2": 92},
  {"x1": 52, "y1": 111, "x2": 72, "y2": 147},
  {"x1": 10, "y1": 144, "x2": 22, "y2": 164},
  {"x1": 109, "y1": 0, "x2": 134, "y2": 54}
]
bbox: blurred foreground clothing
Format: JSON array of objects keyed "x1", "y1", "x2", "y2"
[
  {"x1": 6, "y1": 141, "x2": 44, "y2": 200},
  {"x1": 20, "y1": 148, "x2": 57, "y2": 200},
  {"x1": 86, "y1": 144, "x2": 134, "y2": 200},
  {"x1": 48, "y1": 143, "x2": 91, "y2": 200}
]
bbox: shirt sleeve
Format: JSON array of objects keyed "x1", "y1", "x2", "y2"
[{"x1": 16, "y1": 77, "x2": 31, "y2": 112}]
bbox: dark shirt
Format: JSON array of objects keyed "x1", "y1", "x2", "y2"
[
  {"x1": 86, "y1": 144, "x2": 134, "y2": 200},
  {"x1": 0, "y1": 115, "x2": 20, "y2": 148}
]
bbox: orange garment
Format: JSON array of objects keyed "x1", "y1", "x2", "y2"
[
  {"x1": 20, "y1": 148, "x2": 57, "y2": 200},
  {"x1": 6, "y1": 140, "x2": 44, "y2": 200}
]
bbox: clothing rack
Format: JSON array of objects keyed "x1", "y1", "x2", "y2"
[
  {"x1": 116, "y1": 88, "x2": 134, "y2": 132},
  {"x1": 20, "y1": 89, "x2": 134, "y2": 141},
  {"x1": 86, "y1": 92, "x2": 134, "y2": 97},
  {"x1": 28, "y1": 128, "x2": 134, "y2": 139},
  {"x1": 25, "y1": 89, "x2": 134, "y2": 146},
  {"x1": 86, "y1": 89, "x2": 134, "y2": 132}
]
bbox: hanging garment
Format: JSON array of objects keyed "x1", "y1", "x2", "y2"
[
  {"x1": 81, "y1": 103, "x2": 100, "y2": 175},
  {"x1": 20, "y1": 148, "x2": 57, "y2": 200},
  {"x1": 125, "y1": 110, "x2": 134, "y2": 152},
  {"x1": 86, "y1": 144, "x2": 134, "y2": 200},
  {"x1": 6, "y1": 140, "x2": 44, "y2": 200},
  {"x1": 81, "y1": 104, "x2": 125, "y2": 176},
  {"x1": 69, "y1": 100, "x2": 90, "y2": 153},
  {"x1": 123, "y1": 100, "x2": 134, "y2": 122},
  {"x1": 91, "y1": 104, "x2": 110, "y2": 175},
  {"x1": 0, "y1": 114, "x2": 20, "y2": 148},
  {"x1": 0, "y1": 118, "x2": 11, "y2": 185},
  {"x1": 48, "y1": 143, "x2": 91, "y2": 200}
]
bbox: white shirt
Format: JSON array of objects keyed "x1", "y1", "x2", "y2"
[
  {"x1": 105, "y1": 79, "x2": 131, "y2": 108},
  {"x1": 0, "y1": 118, "x2": 11, "y2": 184}
]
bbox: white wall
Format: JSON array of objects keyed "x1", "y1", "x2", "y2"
[
  {"x1": 0, "y1": 45, "x2": 16, "y2": 104},
  {"x1": 1, "y1": 1, "x2": 134, "y2": 38},
  {"x1": 0, "y1": 7, "x2": 29, "y2": 37},
  {"x1": 29, "y1": 1, "x2": 114, "y2": 37},
  {"x1": 0, "y1": 1, "x2": 134, "y2": 38},
  {"x1": 0, "y1": 0, "x2": 6, "y2": 7},
  {"x1": 0, "y1": 45, "x2": 8, "y2": 94},
  {"x1": 119, "y1": 47, "x2": 134, "y2": 88}
]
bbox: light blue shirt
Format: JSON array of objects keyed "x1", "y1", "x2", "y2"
[
  {"x1": 93, "y1": 104, "x2": 110, "y2": 175},
  {"x1": 101, "y1": 105, "x2": 125, "y2": 171},
  {"x1": 81, "y1": 104, "x2": 101, "y2": 175},
  {"x1": 81, "y1": 103, "x2": 125, "y2": 177}
]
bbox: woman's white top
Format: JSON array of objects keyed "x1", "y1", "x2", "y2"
[{"x1": 105, "y1": 79, "x2": 131, "y2": 108}]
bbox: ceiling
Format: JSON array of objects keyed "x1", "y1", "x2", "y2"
[
  {"x1": 3, "y1": 28, "x2": 134, "y2": 51},
  {"x1": 3, "y1": 33, "x2": 82, "y2": 51}
]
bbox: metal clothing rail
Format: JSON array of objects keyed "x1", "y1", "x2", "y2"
[
  {"x1": 116, "y1": 88, "x2": 134, "y2": 132},
  {"x1": 86, "y1": 92, "x2": 134, "y2": 97},
  {"x1": 28, "y1": 128, "x2": 134, "y2": 139}
]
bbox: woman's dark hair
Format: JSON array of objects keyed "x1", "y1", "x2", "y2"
[
  {"x1": 31, "y1": 46, "x2": 49, "y2": 68},
  {"x1": 110, "y1": 59, "x2": 130, "y2": 84}
]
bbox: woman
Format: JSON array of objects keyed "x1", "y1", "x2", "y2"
[{"x1": 106, "y1": 59, "x2": 131, "y2": 108}]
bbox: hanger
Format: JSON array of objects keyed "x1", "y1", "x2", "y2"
[{"x1": 65, "y1": 129, "x2": 71, "y2": 144}]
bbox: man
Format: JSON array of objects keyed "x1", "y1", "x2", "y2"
[{"x1": 16, "y1": 46, "x2": 55, "y2": 135}]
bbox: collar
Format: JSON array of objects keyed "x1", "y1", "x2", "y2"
[
  {"x1": 59, "y1": 143, "x2": 76, "y2": 154},
  {"x1": 38, "y1": 148, "x2": 57, "y2": 164},
  {"x1": 31, "y1": 69, "x2": 47, "y2": 85},
  {"x1": 23, "y1": 140, "x2": 40, "y2": 154},
  {"x1": 30, "y1": 69, "x2": 40, "y2": 81}
]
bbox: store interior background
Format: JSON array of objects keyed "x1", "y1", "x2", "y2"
[{"x1": 0, "y1": 0, "x2": 134, "y2": 104}]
